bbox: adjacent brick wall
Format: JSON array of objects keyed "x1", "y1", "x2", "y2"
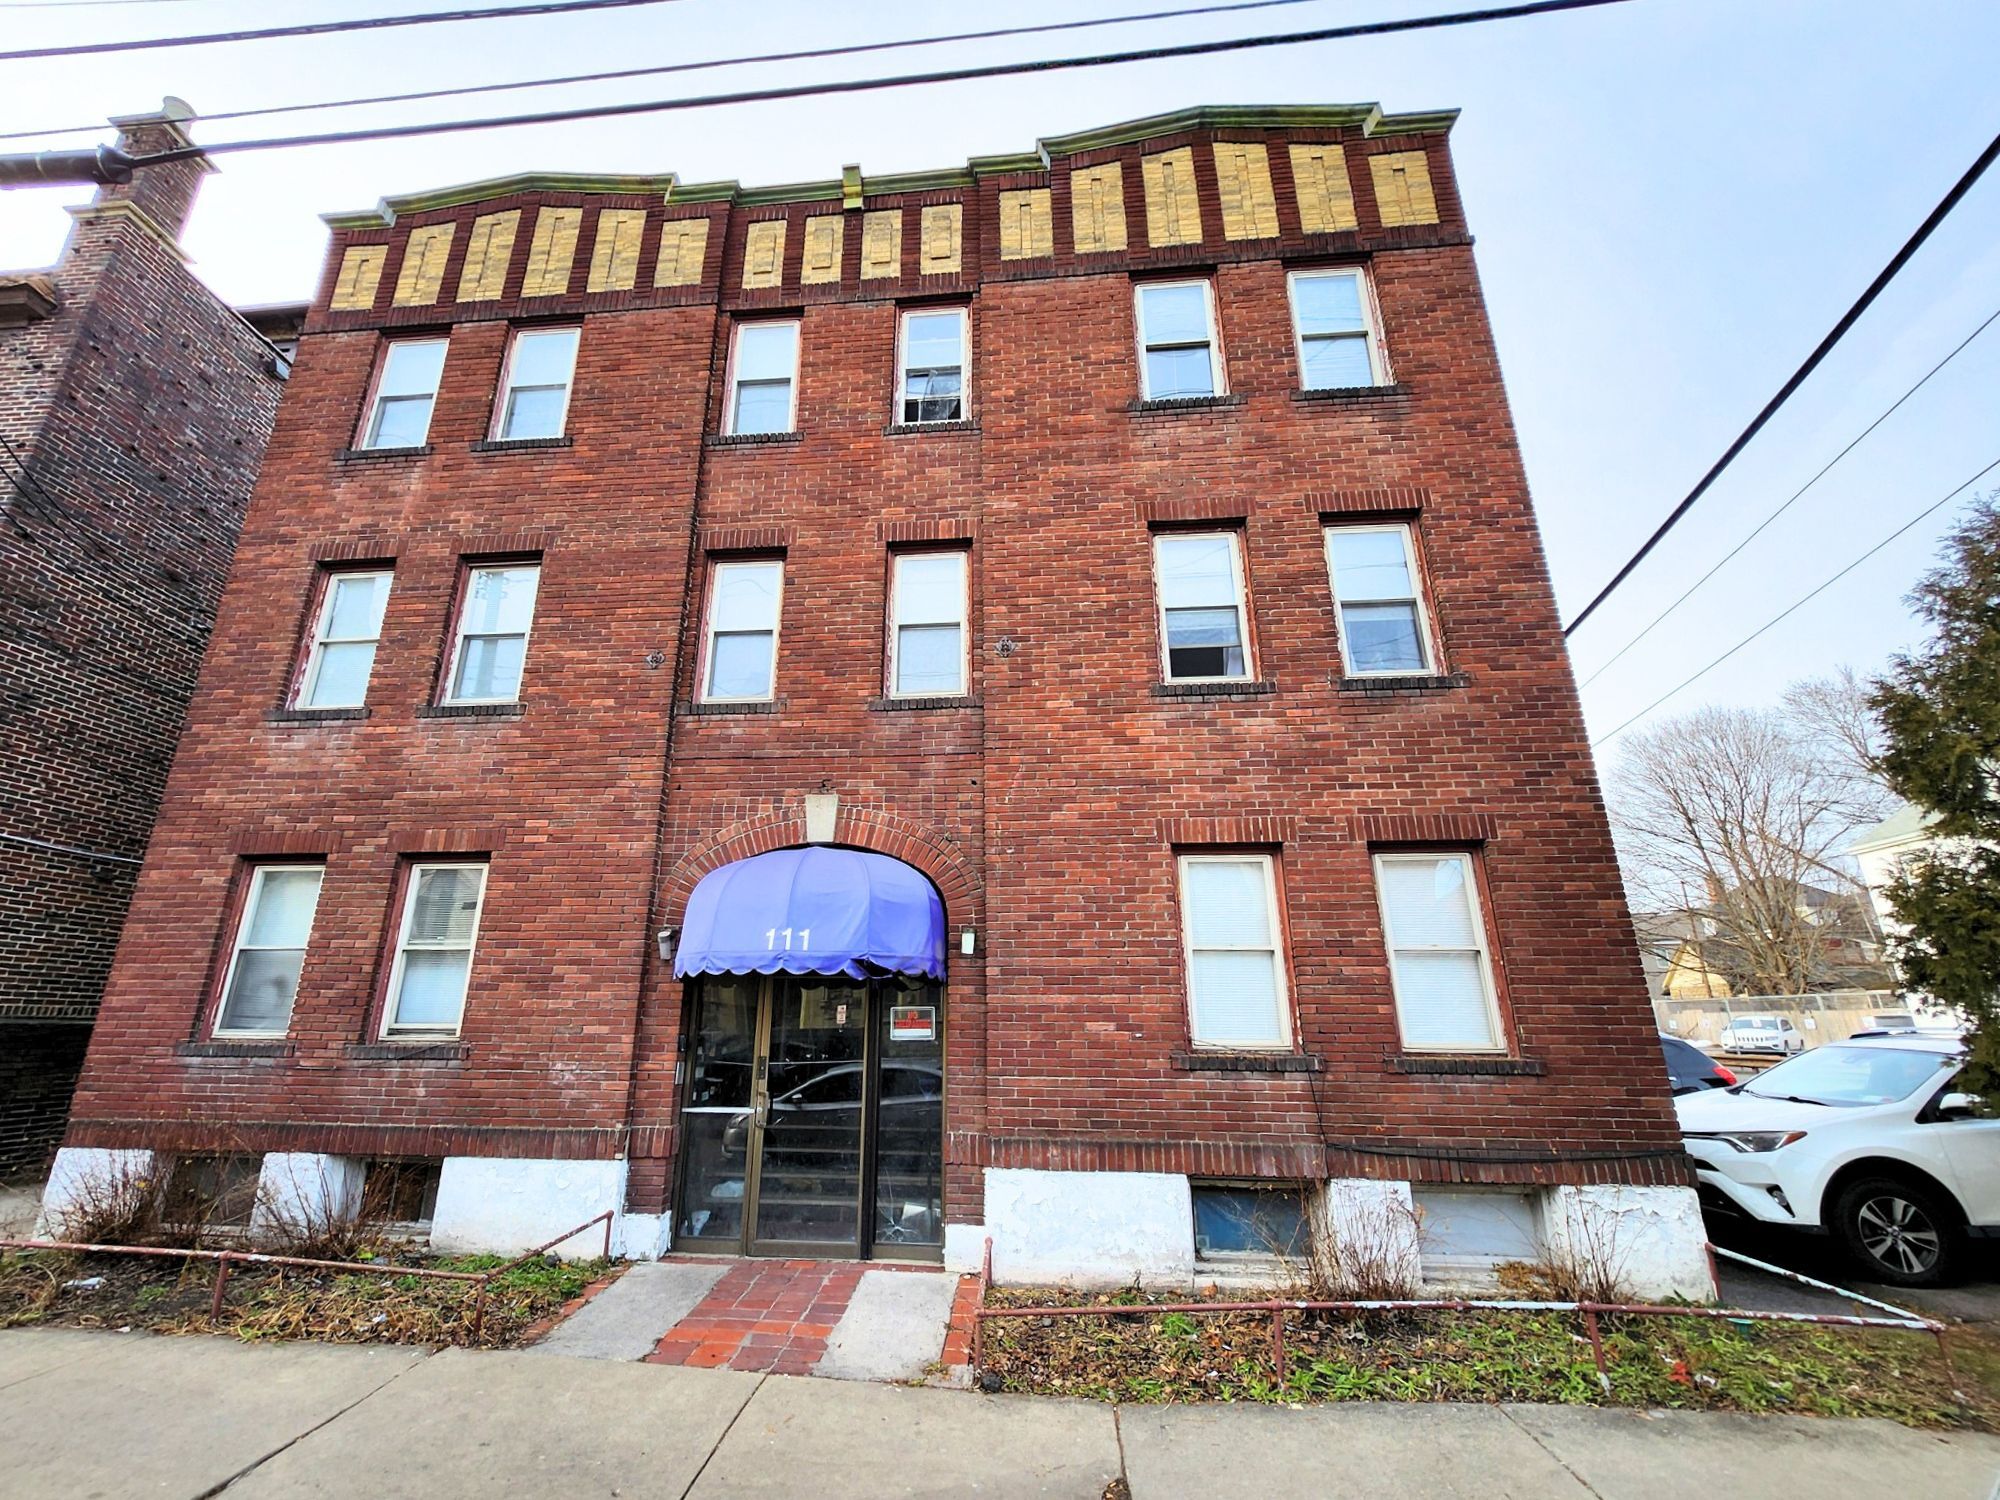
[
  {"x1": 0, "y1": 110, "x2": 285, "y2": 1170},
  {"x1": 70, "y1": 109, "x2": 1686, "y2": 1233},
  {"x1": 0, "y1": 1025, "x2": 90, "y2": 1181}
]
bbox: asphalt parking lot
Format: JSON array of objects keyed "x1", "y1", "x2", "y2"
[{"x1": 1708, "y1": 1213, "x2": 2000, "y2": 1324}]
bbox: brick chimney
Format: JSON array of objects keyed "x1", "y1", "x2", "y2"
[{"x1": 98, "y1": 96, "x2": 211, "y2": 243}]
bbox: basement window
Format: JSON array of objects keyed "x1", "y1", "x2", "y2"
[
  {"x1": 359, "y1": 337, "x2": 446, "y2": 449},
  {"x1": 162, "y1": 1154, "x2": 261, "y2": 1230},
  {"x1": 1414, "y1": 1187, "x2": 1541, "y2": 1281},
  {"x1": 364, "y1": 1159, "x2": 442, "y2": 1228},
  {"x1": 1192, "y1": 1182, "x2": 1309, "y2": 1261}
]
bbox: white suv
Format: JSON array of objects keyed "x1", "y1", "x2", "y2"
[
  {"x1": 1678, "y1": 1035, "x2": 1999, "y2": 1285},
  {"x1": 1717, "y1": 1014, "x2": 1805, "y2": 1053}
]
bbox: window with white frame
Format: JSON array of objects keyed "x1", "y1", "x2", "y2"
[
  {"x1": 296, "y1": 569, "x2": 391, "y2": 709},
  {"x1": 1289, "y1": 268, "x2": 1388, "y2": 389},
  {"x1": 1374, "y1": 852, "x2": 1503, "y2": 1051},
  {"x1": 898, "y1": 307, "x2": 967, "y2": 424},
  {"x1": 1179, "y1": 854, "x2": 1289, "y2": 1048},
  {"x1": 360, "y1": 338, "x2": 447, "y2": 449},
  {"x1": 1325, "y1": 524, "x2": 1435, "y2": 676},
  {"x1": 493, "y1": 326, "x2": 580, "y2": 441},
  {"x1": 726, "y1": 320, "x2": 799, "y2": 435},
  {"x1": 384, "y1": 863, "x2": 488, "y2": 1035},
  {"x1": 1154, "y1": 531, "x2": 1251, "y2": 681},
  {"x1": 889, "y1": 549, "x2": 968, "y2": 696},
  {"x1": 443, "y1": 562, "x2": 540, "y2": 705},
  {"x1": 1135, "y1": 280, "x2": 1222, "y2": 400},
  {"x1": 702, "y1": 558, "x2": 783, "y2": 702},
  {"x1": 214, "y1": 865, "x2": 324, "y2": 1036}
]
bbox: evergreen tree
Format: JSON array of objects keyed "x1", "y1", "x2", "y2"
[{"x1": 1870, "y1": 496, "x2": 2000, "y2": 1097}]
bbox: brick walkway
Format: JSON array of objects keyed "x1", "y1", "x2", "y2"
[{"x1": 644, "y1": 1259, "x2": 868, "y2": 1375}]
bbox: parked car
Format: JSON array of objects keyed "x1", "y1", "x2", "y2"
[
  {"x1": 1660, "y1": 1034, "x2": 1737, "y2": 1095},
  {"x1": 1717, "y1": 1014, "x2": 1805, "y2": 1053},
  {"x1": 1678, "y1": 1034, "x2": 1997, "y2": 1285},
  {"x1": 1866, "y1": 1012, "x2": 1918, "y2": 1033}
]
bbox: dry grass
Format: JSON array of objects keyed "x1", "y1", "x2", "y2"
[
  {"x1": 978, "y1": 1286, "x2": 1991, "y2": 1430},
  {"x1": 0, "y1": 1248, "x2": 614, "y2": 1349}
]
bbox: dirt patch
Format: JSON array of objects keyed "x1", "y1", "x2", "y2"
[
  {"x1": 0, "y1": 1248, "x2": 617, "y2": 1349},
  {"x1": 977, "y1": 1287, "x2": 1994, "y2": 1430}
]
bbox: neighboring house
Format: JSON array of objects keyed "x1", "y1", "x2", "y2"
[
  {"x1": 0, "y1": 101, "x2": 292, "y2": 1182},
  {"x1": 43, "y1": 104, "x2": 1711, "y2": 1299},
  {"x1": 1633, "y1": 911, "x2": 1734, "y2": 1000},
  {"x1": 1847, "y1": 799, "x2": 1944, "y2": 938}
]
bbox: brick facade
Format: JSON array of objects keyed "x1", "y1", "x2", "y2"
[
  {"x1": 65, "y1": 106, "x2": 1685, "y2": 1237},
  {"x1": 0, "y1": 105, "x2": 287, "y2": 1179}
]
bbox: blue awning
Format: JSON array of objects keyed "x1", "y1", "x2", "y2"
[{"x1": 673, "y1": 847, "x2": 946, "y2": 982}]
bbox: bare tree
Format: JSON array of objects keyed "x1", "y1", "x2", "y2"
[
  {"x1": 1610, "y1": 704, "x2": 1886, "y2": 995},
  {"x1": 1784, "y1": 666, "x2": 1896, "y2": 819}
]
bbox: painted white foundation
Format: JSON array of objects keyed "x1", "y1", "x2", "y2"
[
  {"x1": 982, "y1": 1168, "x2": 1194, "y2": 1288},
  {"x1": 35, "y1": 1147, "x2": 156, "y2": 1238},
  {"x1": 1321, "y1": 1178, "x2": 1425, "y2": 1294},
  {"x1": 942, "y1": 1221, "x2": 989, "y2": 1275},
  {"x1": 1542, "y1": 1183, "x2": 1715, "y2": 1302},
  {"x1": 429, "y1": 1156, "x2": 626, "y2": 1259},
  {"x1": 251, "y1": 1153, "x2": 365, "y2": 1238},
  {"x1": 616, "y1": 1211, "x2": 673, "y2": 1261}
]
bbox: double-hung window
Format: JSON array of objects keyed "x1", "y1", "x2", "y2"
[
  {"x1": 1325, "y1": 524, "x2": 1435, "y2": 676},
  {"x1": 889, "y1": 550, "x2": 968, "y2": 697},
  {"x1": 493, "y1": 326, "x2": 580, "y2": 440},
  {"x1": 1135, "y1": 280, "x2": 1222, "y2": 399},
  {"x1": 297, "y1": 569, "x2": 391, "y2": 709},
  {"x1": 214, "y1": 865, "x2": 324, "y2": 1037},
  {"x1": 443, "y1": 562, "x2": 540, "y2": 705},
  {"x1": 1179, "y1": 854, "x2": 1289, "y2": 1048},
  {"x1": 726, "y1": 320, "x2": 799, "y2": 435},
  {"x1": 1375, "y1": 852, "x2": 1504, "y2": 1051},
  {"x1": 360, "y1": 338, "x2": 446, "y2": 449},
  {"x1": 1289, "y1": 269, "x2": 1388, "y2": 389},
  {"x1": 1154, "y1": 531, "x2": 1251, "y2": 682},
  {"x1": 702, "y1": 558, "x2": 783, "y2": 702},
  {"x1": 383, "y1": 863, "x2": 488, "y2": 1035},
  {"x1": 898, "y1": 308, "x2": 967, "y2": 424}
]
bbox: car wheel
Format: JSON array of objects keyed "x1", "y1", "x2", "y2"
[{"x1": 1833, "y1": 1176, "x2": 1959, "y2": 1286}]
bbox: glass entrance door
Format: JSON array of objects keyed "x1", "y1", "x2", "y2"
[{"x1": 675, "y1": 975, "x2": 944, "y2": 1260}]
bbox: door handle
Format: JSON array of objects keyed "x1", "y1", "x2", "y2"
[{"x1": 753, "y1": 1095, "x2": 770, "y2": 1130}]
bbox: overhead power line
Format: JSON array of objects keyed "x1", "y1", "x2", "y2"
[
  {"x1": 0, "y1": 0, "x2": 677, "y2": 63},
  {"x1": 118, "y1": 0, "x2": 1637, "y2": 164},
  {"x1": 1591, "y1": 453, "x2": 2000, "y2": 750},
  {"x1": 1562, "y1": 124, "x2": 2000, "y2": 638},
  {"x1": 1577, "y1": 303, "x2": 2000, "y2": 690},
  {"x1": 2, "y1": 0, "x2": 1347, "y2": 142}
]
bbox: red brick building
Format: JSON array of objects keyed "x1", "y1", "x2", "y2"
[
  {"x1": 1, "y1": 101, "x2": 292, "y2": 1183},
  {"x1": 48, "y1": 104, "x2": 1710, "y2": 1295}
]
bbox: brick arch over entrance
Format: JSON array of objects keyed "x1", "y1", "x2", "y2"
[{"x1": 659, "y1": 803, "x2": 980, "y2": 926}]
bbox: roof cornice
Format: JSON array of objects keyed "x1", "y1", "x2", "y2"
[{"x1": 320, "y1": 102, "x2": 1457, "y2": 228}]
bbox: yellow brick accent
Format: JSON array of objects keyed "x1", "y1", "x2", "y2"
[
  {"x1": 1069, "y1": 162, "x2": 1126, "y2": 254},
  {"x1": 653, "y1": 218, "x2": 709, "y2": 287},
  {"x1": 861, "y1": 210, "x2": 902, "y2": 280},
  {"x1": 997, "y1": 188, "x2": 1053, "y2": 260},
  {"x1": 1369, "y1": 150, "x2": 1440, "y2": 227},
  {"x1": 919, "y1": 204, "x2": 961, "y2": 275},
  {"x1": 455, "y1": 211, "x2": 520, "y2": 301},
  {"x1": 329, "y1": 245, "x2": 387, "y2": 312},
  {"x1": 520, "y1": 207, "x2": 584, "y2": 297},
  {"x1": 1212, "y1": 143, "x2": 1279, "y2": 241},
  {"x1": 1141, "y1": 147, "x2": 1203, "y2": 247},
  {"x1": 1287, "y1": 144, "x2": 1358, "y2": 234},
  {"x1": 802, "y1": 215, "x2": 844, "y2": 285},
  {"x1": 391, "y1": 224, "x2": 455, "y2": 307},
  {"x1": 586, "y1": 208, "x2": 647, "y2": 293},
  {"x1": 742, "y1": 219, "x2": 786, "y2": 289}
]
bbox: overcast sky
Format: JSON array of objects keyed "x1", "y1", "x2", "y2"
[{"x1": 2, "y1": 0, "x2": 1996, "y2": 759}]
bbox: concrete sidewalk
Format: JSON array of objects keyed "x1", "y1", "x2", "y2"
[{"x1": 3, "y1": 1327, "x2": 1997, "y2": 1499}]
